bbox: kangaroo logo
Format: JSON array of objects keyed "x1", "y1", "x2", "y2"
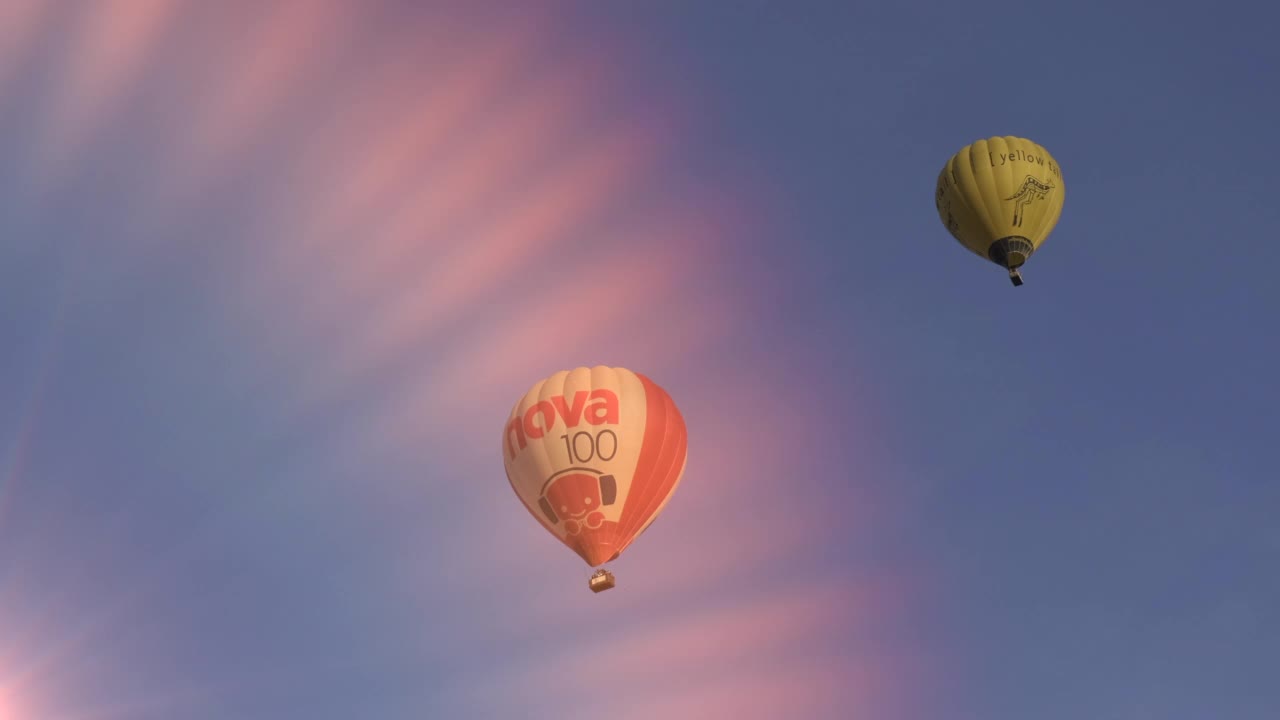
[{"x1": 1004, "y1": 175, "x2": 1054, "y2": 227}]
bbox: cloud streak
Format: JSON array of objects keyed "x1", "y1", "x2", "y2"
[{"x1": 0, "y1": 3, "x2": 921, "y2": 718}]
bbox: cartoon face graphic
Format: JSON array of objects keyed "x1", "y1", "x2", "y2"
[{"x1": 538, "y1": 472, "x2": 616, "y2": 536}]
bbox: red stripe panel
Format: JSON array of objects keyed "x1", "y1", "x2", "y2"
[{"x1": 613, "y1": 373, "x2": 687, "y2": 554}]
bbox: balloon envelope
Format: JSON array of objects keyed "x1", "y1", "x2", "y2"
[
  {"x1": 502, "y1": 366, "x2": 688, "y2": 567},
  {"x1": 935, "y1": 136, "x2": 1064, "y2": 283}
]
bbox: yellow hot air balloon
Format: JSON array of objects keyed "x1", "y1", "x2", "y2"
[
  {"x1": 502, "y1": 366, "x2": 688, "y2": 593},
  {"x1": 935, "y1": 136, "x2": 1064, "y2": 286}
]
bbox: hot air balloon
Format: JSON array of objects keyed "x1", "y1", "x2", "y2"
[
  {"x1": 502, "y1": 366, "x2": 687, "y2": 593},
  {"x1": 935, "y1": 136, "x2": 1064, "y2": 286}
]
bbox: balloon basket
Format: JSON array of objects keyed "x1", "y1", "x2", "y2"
[
  {"x1": 588, "y1": 568, "x2": 616, "y2": 593},
  {"x1": 1008, "y1": 268, "x2": 1024, "y2": 287}
]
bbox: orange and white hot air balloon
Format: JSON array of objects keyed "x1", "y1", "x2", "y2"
[{"x1": 502, "y1": 366, "x2": 688, "y2": 593}]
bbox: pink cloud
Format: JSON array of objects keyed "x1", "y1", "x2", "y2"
[
  {"x1": 33, "y1": 0, "x2": 182, "y2": 186},
  {"x1": 446, "y1": 581, "x2": 910, "y2": 718},
  {"x1": 186, "y1": 1, "x2": 354, "y2": 157},
  {"x1": 311, "y1": 122, "x2": 664, "y2": 394},
  {"x1": 0, "y1": 0, "x2": 51, "y2": 99},
  {"x1": 279, "y1": 31, "x2": 566, "y2": 259}
]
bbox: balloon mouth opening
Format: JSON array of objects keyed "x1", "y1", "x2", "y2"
[
  {"x1": 987, "y1": 236, "x2": 1035, "y2": 269},
  {"x1": 576, "y1": 543, "x2": 618, "y2": 568}
]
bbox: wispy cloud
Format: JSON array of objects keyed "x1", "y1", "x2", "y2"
[
  {"x1": 31, "y1": 0, "x2": 181, "y2": 187},
  {"x1": 0, "y1": 2, "x2": 918, "y2": 718},
  {"x1": 440, "y1": 580, "x2": 914, "y2": 719},
  {"x1": 0, "y1": 0, "x2": 52, "y2": 100}
]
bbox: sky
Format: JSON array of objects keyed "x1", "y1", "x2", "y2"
[{"x1": 0, "y1": 1, "x2": 1276, "y2": 718}]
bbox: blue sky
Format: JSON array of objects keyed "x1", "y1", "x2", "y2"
[{"x1": 0, "y1": 1, "x2": 1275, "y2": 718}]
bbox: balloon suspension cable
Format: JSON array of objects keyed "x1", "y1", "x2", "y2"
[{"x1": 1008, "y1": 268, "x2": 1024, "y2": 287}]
